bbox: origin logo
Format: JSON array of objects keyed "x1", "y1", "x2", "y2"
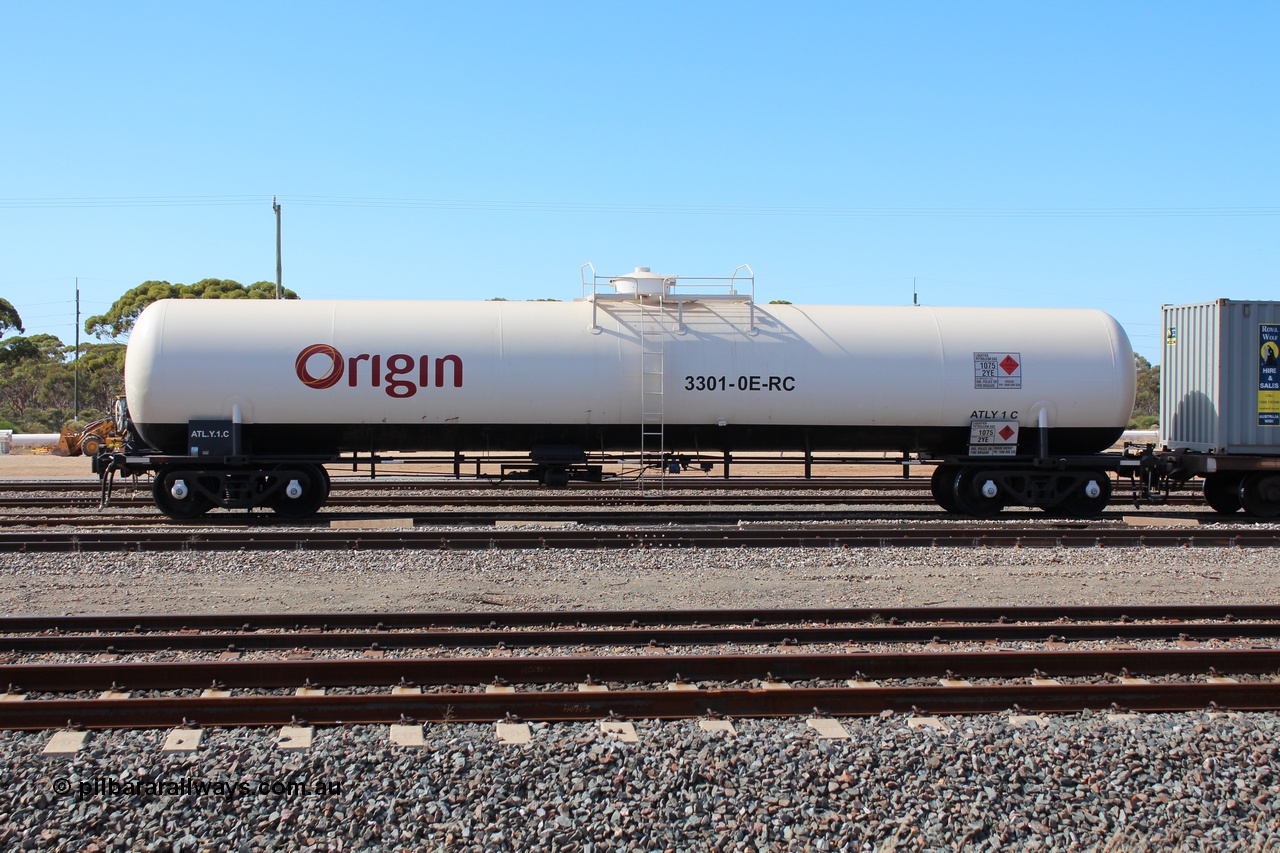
[{"x1": 295, "y1": 345, "x2": 463, "y2": 398}]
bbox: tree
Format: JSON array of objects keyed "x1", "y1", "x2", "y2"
[
  {"x1": 84, "y1": 278, "x2": 298, "y2": 340},
  {"x1": 80, "y1": 343, "x2": 127, "y2": 410},
  {"x1": 1131, "y1": 353, "x2": 1160, "y2": 428},
  {"x1": 0, "y1": 278, "x2": 297, "y2": 431},
  {"x1": 0, "y1": 334, "x2": 67, "y2": 428},
  {"x1": 0, "y1": 333, "x2": 65, "y2": 366},
  {"x1": 0, "y1": 298, "x2": 22, "y2": 335},
  {"x1": 69, "y1": 342, "x2": 127, "y2": 416}
]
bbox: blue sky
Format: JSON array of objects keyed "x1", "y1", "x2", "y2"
[{"x1": 2, "y1": 1, "x2": 1276, "y2": 364}]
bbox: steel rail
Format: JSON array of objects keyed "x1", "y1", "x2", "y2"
[
  {"x1": 1, "y1": 524, "x2": 1275, "y2": 552},
  {"x1": 4, "y1": 649, "x2": 1279, "y2": 692},
  {"x1": 1, "y1": 509, "x2": 965, "y2": 528},
  {"x1": 0, "y1": 485, "x2": 1208, "y2": 505},
  {"x1": 2, "y1": 604, "x2": 1277, "y2": 634},
  {"x1": 4, "y1": 477, "x2": 929, "y2": 495},
  {"x1": 6, "y1": 621, "x2": 1280, "y2": 654},
  {"x1": 6, "y1": 493, "x2": 944, "y2": 508},
  {"x1": 0, "y1": 474, "x2": 911, "y2": 492},
  {"x1": 3, "y1": 682, "x2": 1278, "y2": 730},
  {"x1": 1, "y1": 501, "x2": 947, "y2": 522},
  {"x1": 6, "y1": 604, "x2": 1280, "y2": 632},
  {"x1": 12, "y1": 508, "x2": 1228, "y2": 531}
]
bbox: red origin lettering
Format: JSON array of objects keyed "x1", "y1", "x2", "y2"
[{"x1": 297, "y1": 346, "x2": 464, "y2": 397}]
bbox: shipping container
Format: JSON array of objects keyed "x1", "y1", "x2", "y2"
[{"x1": 1160, "y1": 299, "x2": 1280, "y2": 454}]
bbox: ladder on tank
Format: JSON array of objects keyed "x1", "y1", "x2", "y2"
[{"x1": 638, "y1": 300, "x2": 666, "y2": 491}]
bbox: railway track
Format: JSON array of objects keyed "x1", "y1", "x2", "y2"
[
  {"x1": 0, "y1": 470, "x2": 1256, "y2": 548},
  {"x1": 1, "y1": 492, "x2": 1208, "y2": 513},
  {"x1": 0, "y1": 474, "x2": 1217, "y2": 534},
  {"x1": 3, "y1": 604, "x2": 1280, "y2": 651},
  {"x1": 0, "y1": 521, "x2": 1273, "y2": 552},
  {"x1": 3, "y1": 475, "x2": 929, "y2": 494},
  {"x1": 1, "y1": 506, "x2": 1232, "y2": 531},
  {"x1": 3, "y1": 474, "x2": 1202, "y2": 499},
  {"x1": 1, "y1": 505, "x2": 980, "y2": 528},
  {"x1": 0, "y1": 473, "x2": 1210, "y2": 535},
  {"x1": 6, "y1": 493, "x2": 945, "y2": 510},
  {"x1": 1, "y1": 607, "x2": 1277, "y2": 730}
]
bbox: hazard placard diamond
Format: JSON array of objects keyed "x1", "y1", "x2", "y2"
[
  {"x1": 998, "y1": 425, "x2": 1015, "y2": 441},
  {"x1": 1000, "y1": 355, "x2": 1020, "y2": 375}
]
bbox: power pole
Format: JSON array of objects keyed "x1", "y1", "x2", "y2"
[
  {"x1": 74, "y1": 279, "x2": 80, "y2": 423},
  {"x1": 273, "y1": 196, "x2": 283, "y2": 299}
]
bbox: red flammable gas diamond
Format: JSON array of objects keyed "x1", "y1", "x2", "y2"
[
  {"x1": 998, "y1": 425, "x2": 1015, "y2": 441},
  {"x1": 1000, "y1": 355, "x2": 1020, "y2": 375}
]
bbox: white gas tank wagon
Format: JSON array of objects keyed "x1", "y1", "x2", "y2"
[{"x1": 99, "y1": 266, "x2": 1140, "y2": 519}]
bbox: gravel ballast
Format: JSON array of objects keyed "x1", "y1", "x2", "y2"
[
  {"x1": 0, "y1": 546, "x2": 1277, "y2": 614},
  {"x1": 3, "y1": 714, "x2": 1277, "y2": 852},
  {"x1": 2, "y1": 545, "x2": 1279, "y2": 850}
]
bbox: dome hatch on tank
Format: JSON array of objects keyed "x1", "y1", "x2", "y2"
[{"x1": 609, "y1": 267, "x2": 672, "y2": 296}]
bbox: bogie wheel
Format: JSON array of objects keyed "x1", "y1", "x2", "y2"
[
  {"x1": 270, "y1": 464, "x2": 331, "y2": 519},
  {"x1": 1057, "y1": 471, "x2": 1113, "y2": 518},
  {"x1": 541, "y1": 468, "x2": 570, "y2": 488},
  {"x1": 152, "y1": 467, "x2": 215, "y2": 520},
  {"x1": 930, "y1": 464, "x2": 962, "y2": 513},
  {"x1": 1202, "y1": 473, "x2": 1243, "y2": 514},
  {"x1": 952, "y1": 468, "x2": 1006, "y2": 517},
  {"x1": 1238, "y1": 473, "x2": 1280, "y2": 518}
]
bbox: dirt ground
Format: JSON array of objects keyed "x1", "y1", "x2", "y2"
[{"x1": 0, "y1": 453, "x2": 101, "y2": 480}]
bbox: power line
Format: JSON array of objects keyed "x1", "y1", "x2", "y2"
[
  {"x1": 0, "y1": 196, "x2": 261, "y2": 209},
  {"x1": 282, "y1": 197, "x2": 1280, "y2": 218},
  {"x1": 0, "y1": 195, "x2": 1277, "y2": 218}
]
